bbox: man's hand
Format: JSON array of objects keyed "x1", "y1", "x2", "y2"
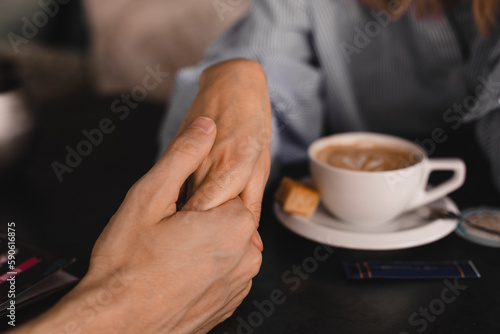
[
  {"x1": 177, "y1": 59, "x2": 273, "y2": 223},
  {"x1": 12, "y1": 117, "x2": 263, "y2": 334}
]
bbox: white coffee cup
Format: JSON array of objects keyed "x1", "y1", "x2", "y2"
[{"x1": 308, "y1": 132, "x2": 466, "y2": 224}]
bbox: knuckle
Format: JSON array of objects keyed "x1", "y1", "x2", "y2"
[
  {"x1": 248, "y1": 202, "x2": 263, "y2": 222},
  {"x1": 191, "y1": 179, "x2": 226, "y2": 207},
  {"x1": 210, "y1": 171, "x2": 232, "y2": 193},
  {"x1": 213, "y1": 161, "x2": 239, "y2": 182},
  {"x1": 220, "y1": 310, "x2": 236, "y2": 323},
  {"x1": 248, "y1": 252, "x2": 263, "y2": 277},
  {"x1": 237, "y1": 207, "x2": 257, "y2": 233},
  {"x1": 199, "y1": 166, "x2": 242, "y2": 200},
  {"x1": 126, "y1": 178, "x2": 151, "y2": 201},
  {"x1": 241, "y1": 281, "x2": 253, "y2": 299},
  {"x1": 169, "y1": 135, "x2": 200, "y2": 159}
]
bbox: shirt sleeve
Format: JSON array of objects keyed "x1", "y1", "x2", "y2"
[{"x1": 157, "y1": 0, "x2": 324, "y2": 168}]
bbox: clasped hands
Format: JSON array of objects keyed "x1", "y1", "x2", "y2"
[{"x1": 11, "y1": 59, "x2": 272, "y2": 334}]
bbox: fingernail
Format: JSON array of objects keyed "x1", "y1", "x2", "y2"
[{"x1": 188, "y1": 117, "x2": 216, "y2": 134}]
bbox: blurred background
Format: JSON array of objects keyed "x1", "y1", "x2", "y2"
[
  {"x1": 0, "y1": 0, "x2": 95, "y2": 265},
  {"x1": 0, "y1": 0, "x2": 89, "y2": 103}
]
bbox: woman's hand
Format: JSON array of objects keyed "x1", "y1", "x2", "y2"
[{"x1": 175, "y1": 59, "x2": 273, "y2": 224}]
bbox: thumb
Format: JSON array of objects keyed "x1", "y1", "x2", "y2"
[{"x1": 128, "y1": 117, "x2": 217, "y2": 221}]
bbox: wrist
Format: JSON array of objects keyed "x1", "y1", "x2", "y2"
[
  {"x1": 11, "y1": 271, "x2": 136, "y2": 334},
  {"x1": 199, "y1": 58, "x2": 267, "y2": 89}
]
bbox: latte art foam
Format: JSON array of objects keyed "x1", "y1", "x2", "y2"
[{"x1": 317, "y1": 144, "x2": 418, "y2": 171}]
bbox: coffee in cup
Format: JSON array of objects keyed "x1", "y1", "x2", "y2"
[
  {"x1": 316, "y1": 143, "x2": 418, "y2": 172},
  {"x1": 308, "y1": 132, "x2": 466, "y2": 224}
]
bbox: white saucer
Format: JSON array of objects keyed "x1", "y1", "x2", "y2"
[{"x1": 274, "y1": 196, "x2": 459, "y2": 251}]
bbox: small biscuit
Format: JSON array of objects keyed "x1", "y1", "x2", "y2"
[{"x1": 274, "y1": 177, "x2": 320, "y2": 216}]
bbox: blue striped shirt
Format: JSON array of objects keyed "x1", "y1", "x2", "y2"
[{"x1": 159, "y1": 0, "x2": 500, "y2": 190}]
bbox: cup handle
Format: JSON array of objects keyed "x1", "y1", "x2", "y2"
[{"x1": 405, "y1": 159, "x2": 466, "y2": 212}]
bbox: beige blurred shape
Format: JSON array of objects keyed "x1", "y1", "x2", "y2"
[{"x1": 83, "y1": 0, "x2": 252, "y2": 103}]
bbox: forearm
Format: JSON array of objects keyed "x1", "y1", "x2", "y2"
[
  {"x1": 194, "y1": 59, "x2": 269, "y2": 119},
  {"x1": 9, "y1": 275, "x2": 133, "y2": 334},
  {"x1": 199, "y1": 59, "x2": 268, "y2": 91}
]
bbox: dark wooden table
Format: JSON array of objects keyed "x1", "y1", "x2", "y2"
[{"x1": 1, "y1": 51, "x2": 499, "y2": 334}]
